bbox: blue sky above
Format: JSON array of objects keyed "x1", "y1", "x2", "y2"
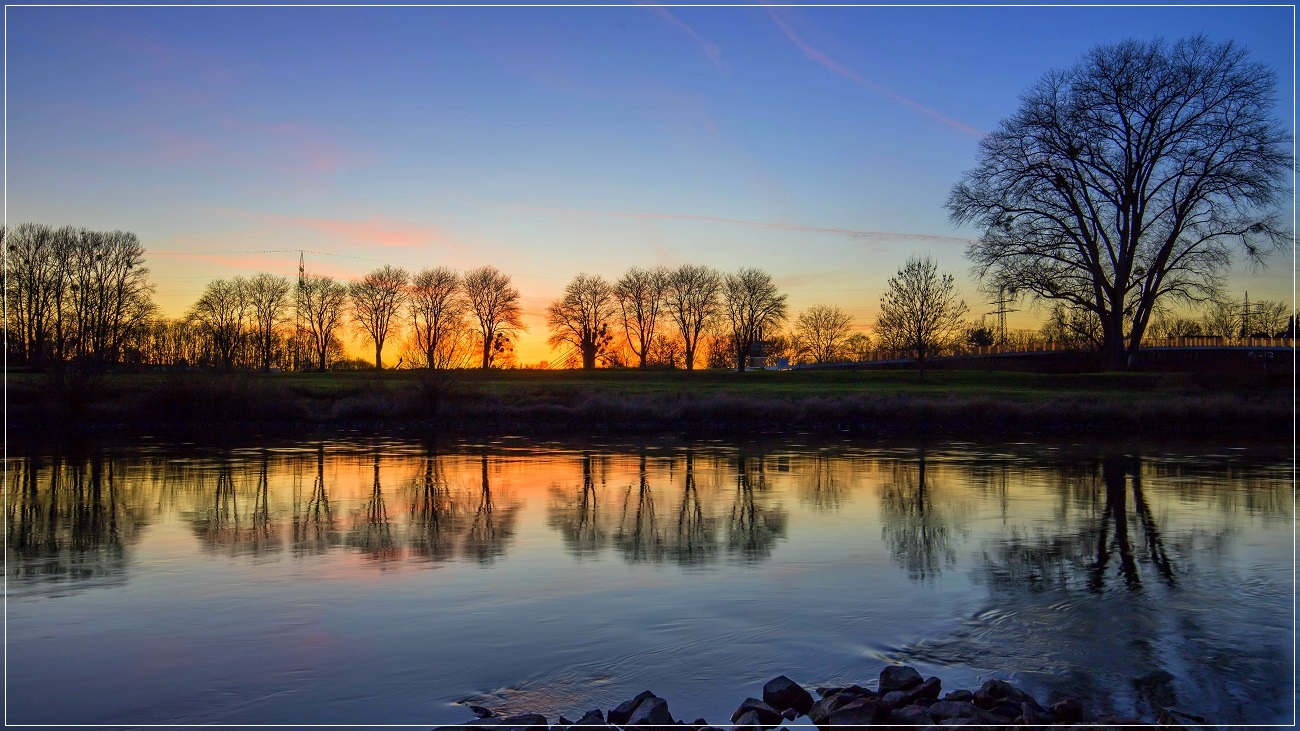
[{"x1": 5, "y1": 5, "x2": 1295, "y2": 362}]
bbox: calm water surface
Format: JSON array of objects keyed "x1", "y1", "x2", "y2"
[{"x1": 6, "y1": 437, "x2": 1292, "y2": 726}]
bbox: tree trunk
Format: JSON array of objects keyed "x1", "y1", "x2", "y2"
[
  {"x1": 581, "y1": 342, "x2": 596, "y2": 370},
  {"x1": 481, "y1": 334, "x2": 491, "y2": 369},
  {"x1": 375, "y1": 343, "x2": 383, "y2": 370}
]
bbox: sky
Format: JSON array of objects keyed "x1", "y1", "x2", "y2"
[{"x1": 5, "y1": 5, "x2": 1295, "y2": 365}]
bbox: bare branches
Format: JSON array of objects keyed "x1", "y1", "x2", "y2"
[
  {"x1": 614, "y1": 266, "x2": 669, "y2": 369},
  {"x1": 547, "y1": 273, "x2": 617, "y2": 370},
  {"x1": 664, "y1": 264, "x2": 723, "y2": 371},
  {"x1": 875, "y1": 256, "x2": 968, "y2": 380},
  {"x1": 350, "y1": 265, "x2": 410, "y2": 370},
  {"x1": 463, "y1": 266, "x2": 524, "y2": 369},
  {"x1": 408, "y1": 267, "x2": 468, "y2": 369},
  {"x1": 722, "y1": 268, "x2": 788, "y2": 372},
  {"x1": 793, "y1": 305, "x2": 855, "y2": 364},
  {"x1": 949, "y1": 36, "x2": 1290, "y2": 369}
]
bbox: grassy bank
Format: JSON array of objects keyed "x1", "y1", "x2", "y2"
[{"x1": 8, "y1": 367, "x2": 1291, "y2": 439}]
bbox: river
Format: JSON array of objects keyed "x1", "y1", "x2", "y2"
[{"x1": 5, "y1": 436, "x2": 1291, "y2": 725}]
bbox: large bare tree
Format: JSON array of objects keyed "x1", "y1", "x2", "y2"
[
  {"x1": 350, "y1": 265, "x2": 409, "y2": 369},
  {"x1": 722, "y1": 267, "x2": 787, "y2": 372},
  {"x1": 408, "y1": 266, "x2": 467, "y2": 369},
  {"x1": 948, "y1": 36, "x2": 1290, "y2": 370},
  {"x1": 300, "y1": 275, "x2": 349, "y2": 371},
  {"x1": 793, "y1": 304, "x2": 854, "y2": 364},
  {"x1": 547, "y1": 273, "x2": 617, "y2": 370},
  {"x1": 875, "y1": 256, "x2": 968, "y2": 380},
  {"x1": 246, "y1": 272, "x2": 291, "y2": 370},
  {"x1": 664, "y1": 264, "x2": 722, "y2": 370},
  {"x1": 614, "y1": 266, "x2": 669, "y2": 369},
  {"x1": 463, "y1": 266, "x2": 524, "y2": 369}
]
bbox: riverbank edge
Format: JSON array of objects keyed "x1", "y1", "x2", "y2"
[
  {"x1": 11, "y1": 375, "x2": 1292, "y2": 439},
  {"x1": 439, "y1": 668, "x2": 1206, "y2": 730}
]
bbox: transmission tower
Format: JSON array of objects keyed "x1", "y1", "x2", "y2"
[
  {"x1": 987, "y1": 285, "x2": 1019, "y2": 344},
  {"x1": 296, "y1": 251, "x2": 306, "y2": 371},
  {"x1": 1239, "y1": 291, "x2": 1263, "y2": 338}
]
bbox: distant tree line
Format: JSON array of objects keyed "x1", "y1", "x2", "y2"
[{"x1": 4, "y1": 220, "x2": 1291, "y2": 377}]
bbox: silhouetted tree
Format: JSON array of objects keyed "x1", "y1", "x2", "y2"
[
  {"x1": 793, "y1": 304, "x2": 854, "y2": 363},
  {"x1": 408, "y1": 266, "x2": 468, "y2": 369},
  {"x1": 547, "y1": 273, "x2": 617, "y2": 369},
  {"x1": 664, "y1": 264, "x2": 723, "y2": 370},
  {"x1": 949, "y1": 36, "x2": 1290, "y2": 370},
  {"x1": 350, "y1": 265, "x2": 409, "y2": 369},
  {"x1": 615, "y1": 266, "x2": 670, "y2": 369},
  {"x1": 189, "y1": 277, "x2": 249, "y2": 369},
  {"x1": 722, "y1": 268, "x2": 788, "y2": 372},
  {"x1": 875, "y1": 255, "x2": 969, "y2": 380},
  {"x1": 5, "y1": 223, "x2": 69, "y2": 367},
  {"x1": 463, "y1": 266, "x2": 524, "y2": 369},
  {"x1": 246, "y1": 272, "x2": 292, "y2": 370},
  {"x1": 299, "y1": 275, "x2": 349, "y2": 371}
]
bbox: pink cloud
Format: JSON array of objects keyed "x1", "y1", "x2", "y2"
[
  {"x1": 765, "y1": 6, "x2": 983, "y2": 138},
  {"x1": 644, "y1": 4, "x2": 727, "y2": 73}
]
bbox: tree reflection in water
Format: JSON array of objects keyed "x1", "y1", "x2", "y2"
[
  {"x1": 547, "y1": 453, "x2": 607, "y2": 557},
  {"x1": 879, "y1": 451, "x2": 961, "y2": 581},
  {"x1": 6, "y1": 454, "x2": 145, "y2": 592},
  {"x1": 292, "y1": 444, "x2": 339, "y2": 557},
  {"x1": 896, "y1": 451, "x2": 1289, "y2": 723},
  {"x1": 347, "y1": 451, "x2": 398, "y2": 562},
  {"x1": 613, "y1": 454, "x2": 666, "y2": 563},
  {"x1": 406, "y1": 446, "x2": 465, "y2": 562},
  {"x1": 668, "y1": 451, "x2": 718, "y2": 566},
  {"x1": 463, "y1": 452, "x2": 517, "y2": 564},
  {"x1": 725, "y1": 453, "x2": 787, "y2": 562}
]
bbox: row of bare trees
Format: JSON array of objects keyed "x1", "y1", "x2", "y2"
[
  {"x1": 546, "y1": 265, "x2": 791, "y2": 371},
  {"x1": 5, "y1": 223, "x2": 155, "y2": 367}
]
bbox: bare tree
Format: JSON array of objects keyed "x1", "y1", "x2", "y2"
[
  {"x1": 246, "y1": 272, "x2": 291, "y2": 370},
  {"x1": 949, "y1": 36, "x2": 1291, "y2": 370},
  {"x1": 1148, "y1": 313, "x2": 1204, "y2": 339},
  {"x1": 875, "y1": 256, "x2": 968, "y2": 380},
  {"x1": 722, "y1": 267, "x2": 788, "y2": 372},
  {"x1": 664, "y1": 264, "x2": 722, "y2": 370},
  {"x1": 64, "y1": 229, "x2": 156, "y2": 364},
  {"x1": 843, "y1": 332, "x2": 873, "y2": 362},
  {"x1": 614, "y1": 266, "x2": 669, "y2": 369},
  {"x1": 4, "y1": 223, "x2": 67, "y2": 367},
  {"x1": 793, "y1": 304, "x2": 854, "y2": 364},
  {"x1": 547, "y1": 273, "x2": 617, "y2": 370},
  {"x1": 463, "y1": 266, "x2": 524, "y2": 369},
  {"x1": 189, "y1": 277, "x2": 250, "y2": 369},
  {"x1": 300, "y1": 275, "x2": 349, "y2": 371},
  {"x1": 408, "y1": 266, "x2": 467, "y2": 369},
  {"x1": 350, "y1": 265, "x2": 409, "y2": 369}
]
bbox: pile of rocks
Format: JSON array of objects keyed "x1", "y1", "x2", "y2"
[{"x1": 445, "y1": 665, "x2": 1190, "y2": 729}]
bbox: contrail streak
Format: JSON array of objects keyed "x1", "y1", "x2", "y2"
[{"x1": 765, "y1": 6, "x2": 984, "y2": 138}]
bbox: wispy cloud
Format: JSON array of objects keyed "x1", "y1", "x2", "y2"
[
  {"x1": 504, "y1": 204, "x2": 972, "y2": 244},
  {"x1": 764, "y1": 6, "x2": 983, "y2": 138},
  {"x1": 644, "y1": 3, "x2": 727, "y2": 73}
]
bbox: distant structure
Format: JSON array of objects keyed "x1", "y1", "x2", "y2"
[{"x1": 987, "y1": 285, "x2": 1018, "y2": 344}]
